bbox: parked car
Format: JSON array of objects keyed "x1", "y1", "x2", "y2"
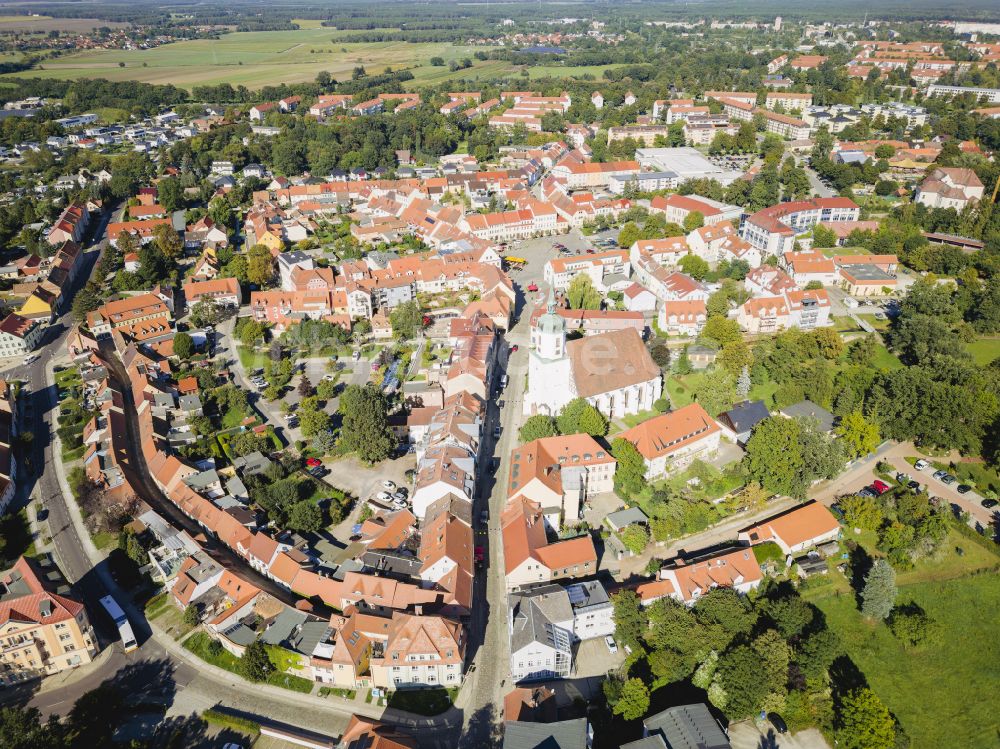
[
  {"x1": 527, "y1": 283, "x2": 538, "y2": 292},
  {"x1": 982, "y1": 498, "x2": 999, "y2": 509},
  {"x1": 767, "y1": 714, "x2": 788, "y2": 735},
  {"x1": 914, "y1": 459, "x2": 929, "y2": 470},
  {"x1": 480, "y1": 509, "x2": 489, "y2": 524},
  {"x1": 377, "y1": 492, "x2": 391, "y2": 501},
  {"x1": 932, "y1": 469, "x2": 947, "y2": 481},
  {"x1": 942, "y1": 474, "x2": 958, "y2": 485},
  {"x1": 907, "y1": 480, "x2": 921, "y2": 492},
  {"x1": 509, "y1": 344, "x2": 519, "y2": 353},
  {"x1": 24, "y1": 353, "x2": 39, "y2": 365},
  {"x1": 895, "y1": 472, "x2": 910, "y2": 484},
  {"x1": 383, "y1": 480, "x2": 395, "y2": 489},
  {"x1": 494, "y1": 426, "x2": 501, "y2": 439},
  {"x1": 858, "y1": 487, "x2": 877, "y2": 498},
  {"x1": 871, "y1": 479, "x2": 891, "y2": 495},
  {"x1": 957, "y1": 484, "x2": 972, "y2": 494},
  {"x1": 306, "y1": 458, "x2": 322, "y2": 468},
  {"x1": 605, "y1": 635, "x2": 618, "y2": 654}
]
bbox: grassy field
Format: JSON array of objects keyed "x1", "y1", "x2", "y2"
[
  {"x1": 0, "y1": 15, "x2": 124, "y2": 32},
  {"x1": 525, "y1": 63, "x2": 627, "y2": 79},
  {"x1": 965, "y1": 337, "x2": 1000, "y2": 366},
  {"x1": 5, "y1": 28, "x2": 508, "y2": 90},
  {"x1": 801, "y1": 529, "x2": 1000, "y2": 748}
]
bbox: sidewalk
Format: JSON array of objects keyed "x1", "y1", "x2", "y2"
[
  {"x1": 44, "y1": 355, "x2": 104, "y2": 570},
  {"x1": 149, "y1": 620, "x2": 450, "y2": 727}
]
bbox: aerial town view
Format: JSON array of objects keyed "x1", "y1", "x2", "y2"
[{"x1": 0, "y1": 0, "x2": 999, "y2": 747}]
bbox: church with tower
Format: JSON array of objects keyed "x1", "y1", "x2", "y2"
[{"x1": 524, "y1": 290, "x2": 664, "y2": 419}]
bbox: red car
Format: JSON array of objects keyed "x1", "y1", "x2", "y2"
[
  {"x1": 871, "y1": 479, "x2": 891, "y2": 495},
  {"x1": 306, "y1": 458, "x2": 322, "y2": 468},
  {"x1": 527, "y1": 283, "x2": 538, "y2": 292}
]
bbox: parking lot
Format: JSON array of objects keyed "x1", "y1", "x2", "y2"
[
  {"x1": 729, "y1": 723, "x2": 831, "y2": 749},
  {"x1": 572, "y1": 636, "x2": 625, "y2": 678}
]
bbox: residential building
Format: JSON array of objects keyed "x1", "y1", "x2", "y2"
[
  {"x1": 182, "y1": 277, "x2": 241, "y2": 308},
  {"x1": 716, "y1": 400, "x2": 770, "y2": 445},
  {"x1": 765, "y1": 92, "x2": 813, "y2": 111},
  {"x1": 658, "y1": 300, "x2": 707, "y2": 337},
  {"x1": 741, "y1": 198, "x2": 860, "y2": 256},
  {"x1": 370, "y1": 612, "x2": 464, "y2": 689},
  {"x1": 618, "y1": 404, "x2": 722, "y2": 480},
  {"x1": 637, "y1": 548, "x2": 764, "y2": 606},
  {"x1": 502, "y1": 496, "x2": 598, "y2": 590},
  {"x1": 0, "y1": 556, "x2": 98, "y2": 685},
  {"x1": 738, "y1": 500, "x2": 841, "y2": 555},
  {"x1": 914, "y1": 167, "x2": 985, "y2": 210},
  {"x1": 0, "y1": 313, "x2": 43, "y2": 358},
  {"x1": 544, "y1": 250, "x2": 630, "y2": 292},
  {"x1": 621, "y1": 703, "x2": 731, "y2": 749},
  {"x1": 507, "y1": 434, "x2": 616, "y2": 524}
]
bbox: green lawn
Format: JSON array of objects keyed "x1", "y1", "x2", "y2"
[
  {"x1": 144, "y1": 592, "x2": 195, "y2": 640},
  {"x1": 387, "y1": 686, "x2": 458, "y2": 716},
  {"x1": 965, "y1": 337, "x2": 1000, "y2": 366},
  {"x1": 857, "y1": 313, "x2": 890, "y2": 331},
  {"x1": 236, "y1": 346, "x2": 268, "y2": 373},
  {"x1": 184, "y1": 632, "x2": 313, "y2": 693},
  {"x1": 802, "y1": 529, "x2": 1000, "y2": 748},
  {"x1": 869, "y1": 343, "x2": 903, "y2": 371}
]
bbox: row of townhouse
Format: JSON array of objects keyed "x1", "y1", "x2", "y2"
[
  {"x1": 0, "y1": 380, "x2": 20, "y2": 513},
  {"x1": 106, "y1": 345, "x2": 472, "y2": 691},
  {"x1": 15, "y1": 239, "x2": 88, "y2": 325},
  {"x1": 540, "y1": 176, "x2": 632, "y2": 228},
  {"x1": 46, "y1": 202, "x2": 90, "y2": 245},
  {"x1": 543, "y1": 249, "x2": 631, "y2": 292}
]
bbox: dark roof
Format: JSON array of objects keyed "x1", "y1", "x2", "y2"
[
  {"x1": 502, "y1": 718, "x2": 589, "y2": 749},
  {"x1": 780, "y1": 399, "x2": 835, "y2": 432},
  {"x1": 642, "y1": 703, "x2": 730, "y2": 749},
  {"x1": 719, "y1": 400, "x2": 770, "y2": 435}
]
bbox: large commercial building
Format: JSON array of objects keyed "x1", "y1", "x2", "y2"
[{"x1": 634, "y1": 147, "x2": 743, "y2": 186}]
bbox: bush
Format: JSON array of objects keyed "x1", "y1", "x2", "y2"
[
  {"x1": 888, "y1": 602, "x2": 938, "y2": 649},
  {"x1": 201, "y1": 709, "x2": 260, "y2": 736}
]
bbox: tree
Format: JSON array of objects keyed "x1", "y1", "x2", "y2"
[
  {"x1": 861, "y1": 558, "x2": 896, "y2": 621},
  {"x1": 887, "y1": 602, "x2": 937, "y2": 649},
  {"x1": 839, "y1": 493, "x2": 883, "y2": 531},
  {"x1": 298, "y1": 408, "x2": 331, "y2": 439},
  {"x1": 736, "y1": 365, "x2": 751, "y2": 398},
  {"x1": 679, "y1": 254, "x2": 710, "y2": 280},
  {"x1": 312, "y1": 429, "x2": 337, "y2": 455},
  {"x1": 298, "y1": 375, "x2": 314, "y2": 398},
  {"x1": 556, "y1": 398, "x2": 606, "y2": 436},
  {"x1": 157, "y1": 176, "x2": 184, "y2": 213},
  {"x1": 701, "y1": 316, "x2": 742, "y2": 347},
  {"x1": 611, "y1": 590, "x2": 645, "y2": 649},
  {"x1": 611, "y1": 437, "x2": 646, "y2": 498},
  {"x1": 239, "y1": 319, "x2": 266, "y2": 347},
  {"x1": 239, "y1": 639, "x2": 275, "y2": 682},
  {"x1": 190, "y1": 298, "x2": 225, "y2": 328},
  {"x1": 430, "y1": 56, "x2": 445, "y2": 66},
  {"x1": 519, "y1": 414, "x2": 557, "y2": 442},
  {"x1": 620, "y1": 524, "x2": 650, "y2": 554},
  {"x1": 153, "y1": 223, "x2": 183, "y2": 259},
  {"x1": 683, "y1": 211, "x2": 705, "y2": 232},
  {"x1": 812, "y1": 223, "x2": 838, "y2": 248},
  {"x1": 837, "y1": 688, "x2": 896, "y2": 749},
  {"x1": 288, "y1": 501, "x2": 324, "y2": 532},
  {"x1": 650, "y1": 342, "x2": 671, "y2": 368},
  {"x1": 611, "y1": 678, "x2": 650, "y2": 721},
  {"x1": 183, "y1": 604, "x2": 200, "y2": 627},
  {"x1": 836, "y1": 411, "x2": 880, "y2": 458},
  {"x1": 246, "y1": 244, "x2": 274, "y2": 287},
  {"x1": 742, "y1": 417, "x2": 803, "y2": 496},
  {"x1": 173, "y1": 331, "x2": 194, "y2": 360},
  {"x1": 338, "y1": 383, "x2": 395, "y2": 463},
  {"x1": 566, "y1": 273, "x2": 602, "y2": 310},
  {"x1": 72, "y1": 282, "x2": 104, "y2": 323},
  {"x1": 691, "y1": 368, "x2": 735, "y2": 417},
  {"x1": 714, "y1": 644, "x2": 771, "y2": 719},
  {"x1": 717, "y1": 339, "x2": 752, "y2": 376},
  {"x1": 389, "y1": 301, "x2": 422, "y2": 340}
]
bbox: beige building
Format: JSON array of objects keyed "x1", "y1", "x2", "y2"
[
  {"x1": 370, "y1": 612, "x2": 465, "y2": 689},
  {"x1": 618, "y1": 404, "x2": 722, "y2": 480},
  {"x1": 0, "y1": 557, "x2": 97, "y2": 685}
]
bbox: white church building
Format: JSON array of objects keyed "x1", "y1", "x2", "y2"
[{"x1": 524, "y1": 292, "x2": 663, "y2": 419}]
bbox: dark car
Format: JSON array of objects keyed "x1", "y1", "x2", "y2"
[
  {"x1": 956, "y1": 484, "x2": 972, "y2": 494},
  {"x1": 907, "y1": 480, "x2": 921, "y2": 492},
  {"x1": 858, "y1": 487, "x2": 877, "y2": 498},
  {"x1": 982, "y1": 498, "x2": 999, "y2": 509},
  {"x1": 941, "y1": 474, "x2": 958, "y2": 485},
  {"x1": 767, "y1": 713, "x2": 788, "y2": 734}
]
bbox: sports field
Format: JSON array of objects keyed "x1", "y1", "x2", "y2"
[{"x1": 1, "y1": 27, "x2": 510, "y2": 90}]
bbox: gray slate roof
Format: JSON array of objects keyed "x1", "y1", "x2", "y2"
[
  {"x1": 502, "y1": 718, "x2": 589, "y2": 749},
  {"x1": 780, "y1": 399, "x2": 835, "y2": 432},
  {"x1": 642, "y1": 703, "x2": 730, "y2": 749}
]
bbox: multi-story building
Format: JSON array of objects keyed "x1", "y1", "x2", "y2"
[
  {"x1": 637, "y1": 548, "x2": 764, "y2": 606},
  {"x1": 741, "y1": 198, "x2": 860, "y2": 256},
  {"x1": 764, "y1": 92, "x2": 813, "y2": 111},
  {"x1": 0, "y1": 313, "x2": 43, "y2": 358},
  {"x1": 0, "y1": 556, "x2": 98, "y2": 685},
  {"x1": 370, "y1": 613, "x2": 465, "y2": 689},
  {"x1": 618, "y1": 404, "x2": 722, "y2": 480},
  {"x1": 543, "y1": 250, "x2": 630, "y2": 292},
  {"x1": 914, "y1": 167, "x2": 985, "y2": 211}
]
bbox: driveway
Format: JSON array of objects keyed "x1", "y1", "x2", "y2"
[
  {"x1": 729, "y1": 722, "x2": 831, "y2": 749},
  {"x1": 573, "y1": 637, "x2": 624, "y2": 679}
]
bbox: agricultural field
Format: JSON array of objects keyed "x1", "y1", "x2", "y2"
[
  {"x1": 3, "y1": 27, "x2": 509, "y2": 90},
  {"x1": 0, "y1": 14, "x2": 124, "y2": 32}
]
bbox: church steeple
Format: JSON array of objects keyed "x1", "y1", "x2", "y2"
[{"x1": 535, "y1": 285, "x2": 566, "y2": 360}]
